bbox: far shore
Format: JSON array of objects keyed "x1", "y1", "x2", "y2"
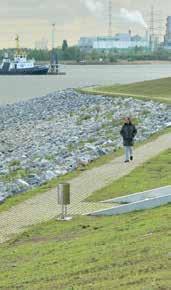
[{"x1": 37, "y1": 60, "x2": 171, "y2": 66}]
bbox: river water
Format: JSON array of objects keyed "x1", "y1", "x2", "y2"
[{"x1": 0, "y1": 64, "x2": 171, "y2": 105}]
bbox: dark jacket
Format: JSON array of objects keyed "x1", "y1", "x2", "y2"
[{"x1": 120, "y1": 123, "x2": 137, "y2": 146}]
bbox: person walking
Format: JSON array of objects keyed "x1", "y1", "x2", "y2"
[{"x1": 120, "y1": 117, "x2": 137, "y2": 163}]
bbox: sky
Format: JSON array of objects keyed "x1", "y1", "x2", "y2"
[{"x1": 0, "y1": 0, "x2": 170, "y2": 49}]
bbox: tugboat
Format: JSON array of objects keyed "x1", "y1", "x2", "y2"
[{"x1": 0, "y1": 35, "x2": 49, "y2": 75}]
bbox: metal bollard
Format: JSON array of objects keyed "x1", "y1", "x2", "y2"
[{"x1": 57, "y1": 183, "x2": 72, "y2": 221}]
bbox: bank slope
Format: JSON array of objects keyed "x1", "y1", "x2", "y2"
[
  {"x1": 0, "y1": 204, "x2": 170, "y2": 290},
  {"x1": 80, "y1": 77, "x2": 171, "y2": 103}
]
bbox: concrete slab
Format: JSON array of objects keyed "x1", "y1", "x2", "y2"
[
  {"x1": 88, "y1": 186, "x2": 171, "y2": 216},
  {"x1": 102, "y1": 186, "x2": 171, "y2": 204}
]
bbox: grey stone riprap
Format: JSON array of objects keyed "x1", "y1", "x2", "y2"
[{"x1": 0, "y1": 89, "x2": 170, "y2": 202}]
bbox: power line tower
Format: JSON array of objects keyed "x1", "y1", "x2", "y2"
[
  {"x1": 149, "y1": 5, "x2": 164, "y2": 51},
  {"x1": 149, "y1": 5, "x2": 156, "y2": 51},
  {"x1": 108, "y1": 0, "x2": 112, "y2": 37}
]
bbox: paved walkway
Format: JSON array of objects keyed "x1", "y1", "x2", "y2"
[{"x1": 0, "y1": 133, "x2": 171, "y2": 243}]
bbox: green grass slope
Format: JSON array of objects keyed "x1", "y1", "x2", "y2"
[
  {"x1": 0, "y1": 149, "x2": 171, "y2": 289},
  {"x1": 80, "y1": 77, "x2": 171, "y2": 103},
  {"x1": 88, "y1": 148, "x2": 171, "y2": 202},
  {"x1": 0, "y1": 204, "x2": 170, "y2": 290}
]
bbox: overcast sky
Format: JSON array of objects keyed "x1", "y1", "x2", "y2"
[{"x1": 0, "y1": 0, "x2": 170, "y2": 48}]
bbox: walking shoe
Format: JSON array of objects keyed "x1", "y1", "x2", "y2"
[
  {"x1": 124, "y1": 160, "x2": 129, "y2": 163},
  {"x1": 130, "y1": 156, "x2": 133, "y2": 161}
]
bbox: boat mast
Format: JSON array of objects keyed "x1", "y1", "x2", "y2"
[{"x1": 15, "y1": 35, "x2": 20, "y2": 55}]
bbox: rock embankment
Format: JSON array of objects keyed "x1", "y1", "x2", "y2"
[{"x1": 0, "y1": 89, "x2": 170, "y2": 203}]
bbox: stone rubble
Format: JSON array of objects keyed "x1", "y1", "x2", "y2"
[{"x1": 0, "y1": 89, "x2": 170, "y2": 203}]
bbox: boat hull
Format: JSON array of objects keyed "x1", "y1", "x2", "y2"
[{"x1": 0, "y1": 66, "x2": 49, "y2": 75}]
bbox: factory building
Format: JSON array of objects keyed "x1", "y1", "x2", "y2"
[
  {"x1": 164, "y1": 16, "x2": 171, "y2": 49},
  {"x1": 78, "y1": 32, "x2": 149, "y2": 51}
]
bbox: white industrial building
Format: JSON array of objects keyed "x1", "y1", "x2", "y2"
[{"x1": 78, "y1": 32, "x2": 149, "y2": 51}]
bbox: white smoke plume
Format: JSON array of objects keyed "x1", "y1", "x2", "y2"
[
  {"x1": 80, "y1": 2, "x2": 148, "y2": 29},
  {"x1": 120, "y1": 8, "x2": 148, "y2": 28},
  {"x1": 80, "y1": 0, "x2": 104, "y2": 14}
]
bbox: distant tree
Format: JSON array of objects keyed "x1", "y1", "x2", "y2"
[
  {"x1": 1, "y1": 45, "x2": 171, "y2": 63},
  {"x1": 62, "y1": 40, "x2": 68, "y2": 51},
  {"x1": 27, "y1": 49, "x2": 50, "y2": 61},
  {"x1": 134, "y1": 45, "x2": 140, "y2": 54},
  {"x1": 108, "y1": 51, "x2": 117, "y2": 63}
]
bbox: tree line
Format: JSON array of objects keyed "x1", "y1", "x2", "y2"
[{"x1": 0, "y1": 40, "x2": 171, "y2": 62}]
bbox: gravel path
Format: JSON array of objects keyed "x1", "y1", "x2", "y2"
[{"x1": 0, "y1": 132, "x2": 171, "y2": 243}]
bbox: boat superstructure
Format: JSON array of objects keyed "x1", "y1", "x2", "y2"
[{"x1": 0, "y1": 35, "x2": 49, "y2": 75}]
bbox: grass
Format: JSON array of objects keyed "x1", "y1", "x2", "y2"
[
  {"x1": 87, "y1": 148, "x2": 171, "y2": 202},
  {"x1": 0, "y1": 127, "x2": 171, "y2": 214},
  {"x1": 8, "y1": 160, "x2": 21, "y2": 167},
  {"x1": 79, "y1": 77, "x2": 171, "y2": 104},
  {"x1": 0, "y1": 168, "x2": 29, "y2": 182},
  {"x1": 0, "y1": 146, "x2": 171, "y2": 289},
  {"x1": 0, "y1": 78, "x2": 171, "y2": 289},
  {"x1": 0, "y1": 204, "x2": 170, "y2": 289}
]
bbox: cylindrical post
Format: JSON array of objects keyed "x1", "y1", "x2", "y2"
[
  {"x1": 52, "y1": 23, "x2": 56, "y2": 51},
  {"x1": 57, "y1": 183, "x2": 71, "y2": 220}
]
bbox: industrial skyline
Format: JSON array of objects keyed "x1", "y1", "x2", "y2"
[{"x1": 0, "y1": 0, "x2": 170, "y2": 48}]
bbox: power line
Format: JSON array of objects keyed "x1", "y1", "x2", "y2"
[{"x1": 108, "y1": 0, "x2": 112, "y2": 37}]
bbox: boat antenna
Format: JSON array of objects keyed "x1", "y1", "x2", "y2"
[{"x1": 15, "y1": 34, "x2": 20, "y2": 54}]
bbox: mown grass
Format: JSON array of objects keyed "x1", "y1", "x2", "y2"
[
  {"x1": 79, "y1": 77, "x2": 171, "y2": 104},
  {"x1": 87, "y1": 148, "x2": 171, "y2": 202},
  {"x1": 0, "y1": 127, "x2": 171, "y2": 214},
  {"x1": 0, "y1": 204, "x2": 170, "y2": 289}
]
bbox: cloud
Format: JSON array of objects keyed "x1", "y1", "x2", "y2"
[
  {"x1": 120, "y1": 8, "x2": 148, "y2": 28},
  {"x1": 80, "y1": 0, "x2": 104, "y2": 15},
  {"x1": 0, "y1": 0, "x2": 169, "y2": 48}
]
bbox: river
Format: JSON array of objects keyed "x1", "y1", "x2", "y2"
[{"x1": 0, "y1": 64, "x2": 171, "y2": 105}]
